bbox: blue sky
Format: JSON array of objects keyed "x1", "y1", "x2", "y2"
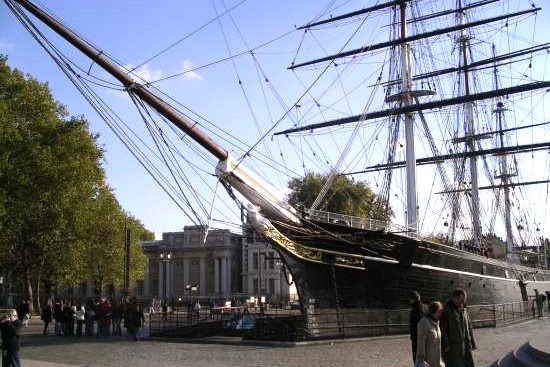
[{"x1": 2, "y1": 0, "x2": 550, "y2": 242}]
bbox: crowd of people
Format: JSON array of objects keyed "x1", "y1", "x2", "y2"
[
  {"x1": 410, "y1": 288, "x2": 477, "y2": 367},
  {"x1": 40, "y1": 296, "x2": 146, "y2": 340}
]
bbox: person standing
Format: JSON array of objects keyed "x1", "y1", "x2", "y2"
[
  {"x1": 0, "y1": 309, "x2": 22, "y2": 367},
  {"x1": 15, "y1": 301, "x2": 29, "y2": 328},
  {"x1": 75, "y1": 303, "x2": 85, "y2": 337},
  {"x1": 441, "y1": 288, "x2": 476, "y2": 367},
  {"x1": 53, "y1": 299, "x2": 63, "y2": 336},
  {"x1": 409, "y1": 291, "x2": 428, "y2": 362},
  {"x1": 534, "y1": 289, "x2": 544, "y2": 318},
  {"x1": 124, "y1": 298, "x2": 144, "y2": 341},
  {"x1": 96, "y1": 297, "x2": 112, "y2": 338},
  {"x1": 41, "y1": 299, "x2": 54, "y2": 336},
  {"x1": 161, "y1": 300, "x2": 168, "y2": 321},
  {"x1": 111, "y1": 300, "x2": 123, "y2": 337},
  {"x1": 62, "y1": 301, "x2": 75, "y2": 336},
  {"x1": 84, "y1": 299, "x2": 96, "y2": 337},
  {"x1": 416, "y1": 301, "x2": 444, "y2": 367}
]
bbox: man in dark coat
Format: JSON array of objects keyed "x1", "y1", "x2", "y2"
[
  {"x1": 409, "y1": 290, "x2": 428, "y2": 362},
  {"x1": 441, "y1": 288, "x2": 477, "y2": 367},
  {"x1": 1, "y1": 309, "x2": 22, "y2": 367}
]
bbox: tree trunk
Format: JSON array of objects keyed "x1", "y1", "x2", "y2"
[
  {"x1": 36, "y1": 278, "x2": 41, "y2": 315},
  {"x1": 24, "y1": 273, "x2": 34, "y2": 314},
  {"x1": 36, "y1": 257, "x2": 46, "y2": 315}
]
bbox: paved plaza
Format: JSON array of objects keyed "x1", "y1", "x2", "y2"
[{"x1": 18, "y1": 317, "x2": 550, "y2": 367}]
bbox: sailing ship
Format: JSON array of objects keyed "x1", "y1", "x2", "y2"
[{"x1": 7, "y1": 0, "x2": 550, "y2": 310}]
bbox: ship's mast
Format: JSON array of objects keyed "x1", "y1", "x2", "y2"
[
  {"x1": 457, "y1": 0, "x2": 482, "y2": 247},
  {"x1": 492, "y1": 45, "x2": 515, "y2": 253},
  {"x1": 399, "y1": 2, "x2": 418, "y2": 233}
]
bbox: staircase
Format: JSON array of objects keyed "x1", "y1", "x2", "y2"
[{"x1": 489, "y1": 337, "x2": 550, "y2": 367}]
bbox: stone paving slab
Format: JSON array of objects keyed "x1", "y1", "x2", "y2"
[
  {"x1": 24, "y1": 360, "x2": 85, "y2": 367},
  {"x1": 18, "y1": 317, "x2": 550, "y2": 367}
]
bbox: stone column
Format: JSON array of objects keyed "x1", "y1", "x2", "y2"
[
  {"x1": 226, "y1": 257, "x2": 232, "y2": 295},
  {"x1": 167, "y1": 260, "x2": 173, "y2": 298},
  {"x1": 143, "y1": 258, "x2": 150, "y2": 297},
  {"x1": 199, "y1": 256, "x2": 206, "y2": 296},
  {"x1": 158, "y1": 260, "x2": 164, "y2": 299},
  {"x1": 221, "y1": 257, "x2": 227, "y2": 296},
  {"x1": 214, "y1": 258, "x2": 220, "y2": 294}
]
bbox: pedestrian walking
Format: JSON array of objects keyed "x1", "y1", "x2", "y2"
[
  {"x1": 441, "y1": 288, "x2": 476, "y2": 367},
  {"x1": 0, "y1": 309, "x2": 22, "y2": 367},
  {"x1": 409, "y1": 291, "x2": 428, "y2": 362},
  {"x1": 416, "y1": 301, "x2": 444, "y2": 367},
  {"x1": 41, "y1": 299, "x2": 54, "y2": 336}
]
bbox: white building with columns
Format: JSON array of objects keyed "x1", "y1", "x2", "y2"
[
  {"x1": 242, "y1": 225, "x2": 291, "y2": 304},
  {"x1": 142, "y1": 226, "x2": 242, "y2": 300},
  {"x1": 141, "y1": 225, "x2": 293, "y2": 304}
]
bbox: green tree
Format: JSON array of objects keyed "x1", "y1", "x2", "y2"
[
  {"x1": 287, "y1": 172, "x2": 393, "y2": 221},
  {"x1": 0, "y1": 56, "x2": 105, "y2": 310},
  {"x1": 80, "y1": 186, "x2": 152, "y2": 294},
  {"x1": 0, "y1": 56, "x2": 152, "y2": 309}
]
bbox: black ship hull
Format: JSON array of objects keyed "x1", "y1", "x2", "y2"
[{"x1": 264, "y1": 220, "x2": 550, "y2": 309}]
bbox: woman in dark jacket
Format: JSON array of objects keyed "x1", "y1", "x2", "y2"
[{"x1": 41, "y1": 299, "x2": 54, "y2": 335}]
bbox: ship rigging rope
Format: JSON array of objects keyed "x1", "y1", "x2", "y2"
[
  {"x1": 143, "y1": 29, "x2": 297, "y2": 86},
  {"x1": 210, "y1": 0, "x2": 284, "y2": 185},
  {"x1": 130, "y1": 0, "x2": 249, "y2": 72},
  {"x1": 124, "y1": 95, "x2": 244, "y2": 225},
  {"x1": 310, "y1": 80, "x2": 381, "y2": 211},
  {"x1": 5, "y1": 0, "x2": 244, "y2": 226},
  {"x1": 7, "y1": 0, "x2": 201, "y2": 219},
  {"x1": 128, "y1": 93, "x2": 209, "y2": 224},
  {"x1": 7, "y1": 0, "x2": 297, "y2": 181},
  {"x1": 235, "y1": 6, "x2": 374, "y2": 170},
  {"x1": 21, "y1": 3, "x2": 305, "y2": 183}
]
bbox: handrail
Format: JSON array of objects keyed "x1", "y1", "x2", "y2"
[{"x1": 304, "y1": 208, "x2": 420, "y2": 239}]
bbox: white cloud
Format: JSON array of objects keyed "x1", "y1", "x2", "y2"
[
  {"x1": 124, "y1": 63, "x2": 163, "y2": 84},
  {"x1": 0, "y1": 40, "x2": 15, "y2": 51},
  {"x1": 179, "y1": 59, "x2": 202, "y2": 80}
]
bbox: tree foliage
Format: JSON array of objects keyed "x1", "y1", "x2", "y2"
[
  {"x1": 287, "y1": 172, "x2": 393, "y2": 221},
  {"x1": 80, "y1": 185, "x2": 153, "y2": 293},
  {"x1": 0, "y1": 56, "x2": 151, "y2": 308}
]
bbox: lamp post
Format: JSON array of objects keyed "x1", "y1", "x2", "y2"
[{"x1": 159, "y1": 250, "x2": 172, "y2": 302}]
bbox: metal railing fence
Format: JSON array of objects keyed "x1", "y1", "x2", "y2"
[{"x1": 149, "y1": 300, "x2": 541, "y2": 341}]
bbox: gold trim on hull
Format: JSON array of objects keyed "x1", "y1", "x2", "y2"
[{"x1": 263, "y1": 222, "x2": 365, "y2": 269}]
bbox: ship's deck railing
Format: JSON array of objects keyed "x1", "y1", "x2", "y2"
[{"x1": 303, "y1": 208, "x2": 419, "y2": 238}]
